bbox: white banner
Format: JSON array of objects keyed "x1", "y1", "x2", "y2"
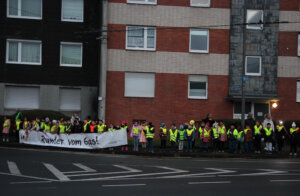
[{"x1": 19, "y1": 129, "x2": 128, "y2": 149}]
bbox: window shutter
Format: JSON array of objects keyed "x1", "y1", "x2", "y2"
[{"x1": 5, "y1": 86, "x2": 40, "y2": 109}]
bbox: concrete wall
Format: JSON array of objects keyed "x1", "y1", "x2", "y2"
[
  {"x1": 0, "y1": 83, "x2": 98, "y2": 120},
  {"x1": 229, "y1": 0, "x2": 280, "y2": 98}
]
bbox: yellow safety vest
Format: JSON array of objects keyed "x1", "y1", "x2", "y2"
[
  {"x1": 277, "y1": 125, "x2": 284, "y2": 132},
  {"x1": 219, "y1": 126, "x2": 226, "y2": 135},
  {"x1": 3, "y1": 120, "x2": 10, "y2": 129},
  {"x1": 51, "y1": 125, "x2": 57, "y2": 133},
  {"x1": 199, "y1": 127, "x2": 204, "y2": 138},
  {"x1": 133, "y1": 127, "x2": 139, "y2": 135},
  {"x1": 254, "y1": 125, "x2": 262, "y2": 135},
  {"x1": 160, "y1": 128, "x2": 167, "y2": 136},
  {"x1": 44, "y1": 124, "x2": 51, "y2": 131},
  {"x1": 213, "y1": 128, "x2": 219, "y2": 139},
  {"x1": 108, "y1": 128, "x2": 116, "y2": 132},
  {"x1": 264, "y1": 128, "x2": 272, "y2": 136},
  {"x1": 186, "y1": 129, "x2": 193, "y2": 137},
  {"x1": 84, "y1": 121, "x2": 91, "y2": 132},
  {"x1": 203, "y1": 129, "x2": 210, "y2": 138},
  {"x1": 169, "y1": 129, "x2": 178, "y2": 142},
  {"x1": 237, "y1": 131, "x2": 244, "y2": 141},
  {"x1": 98, "y1": 124, "x2": 106, "y2": 132},
  {"x1": 59, "y1": 124, "x2": 66, "y2": 133},
  {"x1": 146, "y1": 127, "x2": 155, "y2": 139},
  {"x1": 16, "y1": 121, "x2": 22, "y2": 130},
  {"x1": 290, "y1": 128, "x2": 299, "y2": 135}
]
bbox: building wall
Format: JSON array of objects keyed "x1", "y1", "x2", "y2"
[
  {"x1": 0, "y1": 83, "x2": 98, "y2": 119},
  {"x1": 105, "y1": 71, "x2": 233, "y2": 129}
]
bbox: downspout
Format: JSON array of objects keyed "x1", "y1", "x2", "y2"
[{"x1": 98, "y1": 0, "x2": 108, "y2": 121}]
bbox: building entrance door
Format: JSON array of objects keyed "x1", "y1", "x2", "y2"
[{"x1": 254, "y1": 103, "x2": 270, "y2": 121}]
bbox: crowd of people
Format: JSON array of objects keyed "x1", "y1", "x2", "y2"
[{"x1": 1, "y1": 112, "x2": 300, "y2": 155}]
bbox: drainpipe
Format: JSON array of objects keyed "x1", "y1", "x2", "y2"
[{"x1": 98, "y1": 0, "x2": 108, "y2": 121}]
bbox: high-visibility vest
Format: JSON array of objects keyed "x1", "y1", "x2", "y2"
[
  {"x1": 59, "y1": 124, "x2": 65, "y2": 133},
  {"x1": 169, "y1": 129, "x2": 178, "y2": 142},
  {"x1": 213, "y1": 128, "x2": 219, "y2": 139},
  {"x1": 186, "y1": 129, "x2": 193, "y2": 137},
  {"x1": 23, "y1": 121, "x2": 29, "y2": 129},
  {"x1": 33, "y1": 121, "x2": 38, "y2": 130},
  {"x1": 16, "y1": 121, "x2": 22, "y2": 131},
  {"x1": 84, "y1": 121, "x2": 91, "y2": 132},
  {"x1": 161, "y1": 128, "x2": 167, "y2": 136},
  {"x1": 133, "y1": 127, "x2": 139, "y2": 135},
  {"x1": 121, "y1": 125, "x2": 128, "y2": 130},
  {"x1": 219, "y1": 126, "x2": 226, "y2": 135},
  {"x1": 98, "y1": 124, "x2": 106, "y2": 132},
  {"x1": 40, "y1": 122, "x2": 45, "y2": 129},
  {"x1": 65, "y1": 124, "x2": 71, "y2": 132},
  {"x1": 146, "y1": 127, "x2": 155, "y2": 139},
  {"x1": 3, "y1": 120, "x2": 10, "y2": 129},
  {"x1": 199, "y1": 127, "x2": 203, "y2": 138},
  {"x1": 178, "y1": 130, "x2": 185, "y2": 140},
  {"x1": 203, "y1": 129, "x2": 210, "y2": 138},
  {"x1": 44, "y1": 124, "x2": 51, "y2": 131},
  {"x1": 108, "y1": 128, "x2": 115, "y2": 132},
  {"x1": 264, "y1": 128, "x2": 272, "y2": 136},
  {"x1": 244, "y1": 129, "x2": 250, "y2": 134},
  {"x1": 51, "y1": 125, "x2": 57, "y2": 133},
  {"x1": 227, "y1": 129, "x2": 238, "y2": 137},
  {"x1": 277, "y1": 125, "x2": 284, "y2": 132},
  {"x1": 290, "y1": 128, "x2": 299, "y2": 135},
  {"x1": 254, "y1": 125, "x2": 262, "y2": 135},
  {"x1": 237, "y1": 131, "x2": 244, "y2": 141},
  {"x1": 90, "y1": 125, "x2": 96, "y2": 133}
]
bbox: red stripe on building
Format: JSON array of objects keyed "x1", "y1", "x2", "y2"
[
  {"x1": 105, "y1": 71, "x2": 233, "y2": 134},
  {"x1": 108, "y1": 24, "x2": 230, "y2": 54},
  {"x1": 278, "y1": 32, "x2": 298, "y2": 56},
  {"x1": 108, "y1": 0, "x2": 231, "y2": 8},
  {"x1": 280, "y1": 0, "x2": 300, "y2": 11}
]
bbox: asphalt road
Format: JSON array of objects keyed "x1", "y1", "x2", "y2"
[{"x1": 0, "y1": 147, "x2": 300, "y2": 196}]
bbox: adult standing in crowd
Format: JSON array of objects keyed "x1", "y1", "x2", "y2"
[
  {"x1": 289, "y1": 122, "x2": 299, "y2": 156},
  {"x1": 245, "y1": 113, "x2": 255, "y2": 130},
  {"x1": 203, "y1": 113, "x2": 215, "y2": 128},
  {"x1": 263, "y1": 114, "x2": 275, "y2": 151}
]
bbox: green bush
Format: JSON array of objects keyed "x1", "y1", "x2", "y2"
[{"x1": 12, "y1": 110, "x2": 70, "y2": 121}]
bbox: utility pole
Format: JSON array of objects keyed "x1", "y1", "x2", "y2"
[{"x1": 241, "y1": 1, "x2": 246, "y2": 129}]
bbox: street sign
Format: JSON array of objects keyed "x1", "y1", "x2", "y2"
[{"x1": 242, "y1": 76, "x2": 247, "y2": 83}]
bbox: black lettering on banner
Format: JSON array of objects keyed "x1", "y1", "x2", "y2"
[
  {"x1": 41, "y1": 135, "x2": 64, "y2": 145},
  {"x1": 68, "y1": 139, "x2": 82, "y2": 146},
  {"x1": 84, "y1": 136, "x2": 99, "y2": 146}
]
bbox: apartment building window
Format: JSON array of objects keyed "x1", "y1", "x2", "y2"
[
  {"x1": 190, "y1": 0, "x2": 210, "y2": 7},
  {"x1": 246, "y1": 10, "x2": 263, "y2": 30},
  {"x1": 298, "y1": 34, "x2": 300, "y2": 56},
  {"x1": 190, "y1": 29, "x2": 209, "y2": 53},
  {"x1": 297, "y1": 81, "x2": 300, "y2": 102},
  {"x1": 62, "y1": 0, "x2": 83, "y2": 22},
  {"x1": 59, "y1": 88, "x2": 81, "y2": 111},
  {"x1": 188, "y1": 75, "x2": 208, "y2": 99},
  {"x1": 125, "y1": 72, "x2": 155, "y2": 98},
  {"x1": 127, "y1": 0, "x2": 157, "y2": 4},
  {"x1": 245, "y1": 56, "x2": 261, "y2": 76},
  {"x1": 5, "y1": 86, "x2": 40, "y2": 109},
  {"x1": 7, "y1": 0, "x2": 42, "y2": 19},
  {"x1": 6, "y1": 39, "x2": 42, "y2": 65},
  {"x1": 126, "y1": 26, "x2": 156, "y2": 51},
  {"x1": 60, "y1": 42, "x2": 82, "y2": 67}
]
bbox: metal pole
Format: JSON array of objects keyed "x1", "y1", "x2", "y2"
[
  {"x1": 241, "y1": 1, "x2": 246, "y2": 129},
  {"x1": 98, "y1": 0, "x2": 108, "y2": 121}
]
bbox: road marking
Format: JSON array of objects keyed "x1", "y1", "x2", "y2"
[
  {"x1": 64, "y1": 163, "x2": 97, "y2": 174},
  {"x1": 161, "y1": 168, "x2": 235, "y2": 179},
  {"x1": 7, "y1": 161, "x2": 21, "y2": 175},
  {"x1": 43, "y1": 163, "x2": 70, "y2": 181},
  {"x1": 67, "y1": 165, "x2": 141, "y2": 177},
  {"x1": 0, "y1": 171, "x2": 57, "y2": 182},
  {"x1": 10, "y1": 181, "x2": 52, "y2": 184},
  {"x1": 189, "y1": 181, "x2": 231, "y2": 185},
  {"x1": 102, "y1": 184, "x2": 146, "y2": 187},
  {"x1": 220, "y1": 169, "x2": 286, "y2": 177},
  {"x1": 270, "y1": 180, "x2": 300, "y2": 182}
]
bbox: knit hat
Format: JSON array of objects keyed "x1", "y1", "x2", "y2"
[
  {"x1": 161, "y1": 123, "x2": 165, "y2": 127},
  {"x1": 292, "y1": 122, "x2": 296, "y2": 127}
]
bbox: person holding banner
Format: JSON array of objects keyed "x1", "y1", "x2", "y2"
[
  {"x1": 51, "y1": 120, "x2": 59, "y2": 134},
  {"x1": 14, "y1": 118, "x2": 22, "y2": 142},
  {"x1": 131, "y1": 121, "x2": 141, "y2": 152},
  {"x1": 98, "y1": 120, "x2": 107, "y2": 133}
]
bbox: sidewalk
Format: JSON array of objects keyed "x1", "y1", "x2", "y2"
[{"x1": 0, "y1": 142, "x2": 299, "y2": 159}]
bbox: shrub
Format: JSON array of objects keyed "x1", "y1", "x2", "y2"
[{"x1": 12, "y1": 110, "x2": 70, "y2": 121}]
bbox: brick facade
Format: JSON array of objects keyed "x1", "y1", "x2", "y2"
[
  {"x1": 278, "y1": 32, "x2": 298, "y2": 56},
  {"x1": 105, "y1": 71, "x2": 233, "y2": 132},
  {"x1": 280, "y1": 0, "x2": 300, "y2": 11}
]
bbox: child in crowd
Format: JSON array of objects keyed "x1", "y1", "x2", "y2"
[
  {"x1": 289, "y1": 122, "x2": 299, "y2": 156},
  {"x1": 276, "y1": 121, "x2": 287, "y2": 152},
  {"x1": 227, "y1": 124, "x2": 238, "y2": 153},
  {"x1": 159, "y1": 123, "x2": 168, "y2": 149},
  {"x1": 219, "y1": 121, "x2": 227, "y2": 152},
  {"x1": 202, "y1": 124, "x2": 211, "y2": 152},
  {"x1": 235, "y1": 125, "x2": 244, "y2": 154},
  {"x1": 131, "y1": 121, "x2": 140, "y2": 152},
  {"x1": 186, "y1": 124, "x2": 195, "y2": 152},
  {"x1": 169, "y1": 123, "x2": 178, "y2": 150},
  {"x1": 212, "y1": 122, "x2": 220, "y2": 152},
  {"x1": 121, "y1": 120, "x2": 129, "y2": 151},
  {"x1": 198, "y1": 122, "x2": 205, "y2": 150},
  {"x1": 140, "y1": 122, "x2": 147, "y2": 150},
  {"x1": 178, "y1": 125, "x2": 185, "y2": 152},
  {"x1": 254, "y1": 121, "x2": 263, "y2": 154},
  {"x1": 264, "y1": 123, "x2": 273, "y2": 154},
  {"x1": 244, "y1": 125, "x2": 253, "y2": 153},
  {"x1": 2, "y1": 116, "x2": 10, "y2": 143}
]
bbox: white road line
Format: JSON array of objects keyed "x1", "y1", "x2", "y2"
[
  {"x1": 0, "y1": 171, "x2": 57, "y2": 182},
  {"x1": 63, "y1": 163, "x2": 96, "y2": 174},
  {"x1": 189, "y1": 181, "x2": 231, "y2": 185},
  {"x1": 10, "y1": 181, "x2": 52, "y2": 184},
  {"x1": 270, "y1": 180, "x2": 300, "y2": 182},
  {"x1": 7, "y1": 161, "x2": 21, "y2": 175},
  {"x1": 102, "y1": 184, "x2": 146, "y2": 187},
  {"x1": 43, "y1": 163, "x2": 70, "y2": 181},
  {"x1": 67, "y1": 165, "x2": 141, "y2": 177},
  {"x1": 161, "y1": 168, "x2": 235, "y2": 179},
  {"x1": 220, "y1": 169, "x2": 287, "y2": 177}
]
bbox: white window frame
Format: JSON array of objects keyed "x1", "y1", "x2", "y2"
[
  {"x1": 124, "y1": 72, "x2": 155, "y2": 98},
  {"x1": 127, "y1": 0, "x2": 157, "y2": 5},
  {"x1": 245, "y1": 56, "x2": 262, "y2": 76},
  {"x1": 60, "y1": 42, "x2": 83, "y2": 68},
  {"x1": 126, "y1": 26, "x2": 156, "y2": 51},
  {"x1": 6, "y1": 39, "x2": 42, "y2": 65},
  {"x1": 298, "y1": 34, "x2": 300, "y2": 56},
  {"x1": 189, "y1": 29, "x2": 209, "y2": 53},
  {"x1": 190, "y1": 0, "x2": 210, "y2": 7},
  {"x1": 246, "y1": 9, "x2": 263, "y2": 30},
  {"x1": 61, "y1": 0, "x2": 84, "y2": 22},
  {"x1": 7, "y1": 0, "x2": 43, "y2": 20},
  {"x1": 297, "y1": 81, "x2": 300, "y2": 103},
  {"x1": 188, "y1": 75, "x2": 208, "y2": 99}
]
